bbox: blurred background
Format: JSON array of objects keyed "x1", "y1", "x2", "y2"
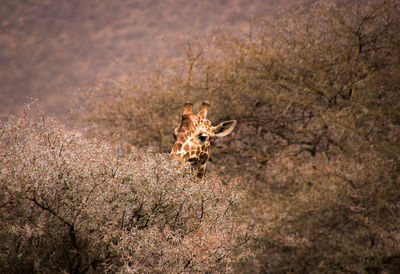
[{"x1": 0, "y1": 0, "x2": 296, "y2": 118}]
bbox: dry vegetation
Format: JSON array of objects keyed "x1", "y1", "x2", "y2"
[
  {"x1": 0, "y1": 106, "x2": 250, "y2": 273},
  {"x1": 2, "y1": 0, "x2": 400, "y2": 273}
]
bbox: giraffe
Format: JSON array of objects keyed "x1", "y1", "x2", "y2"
[{"x1": 171, "y1": 101, "x2": 237, "y2": 178}]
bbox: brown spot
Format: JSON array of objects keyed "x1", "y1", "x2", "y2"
[
  {"x1": 184, "y1": 143, "x2": 189, "y2": 151},
  {"x1": 197, "y1": 165, "x2": 206, "y2": 178},
  {"x1": 199, "y1": 153, "x2": 209, "y2": 164}
]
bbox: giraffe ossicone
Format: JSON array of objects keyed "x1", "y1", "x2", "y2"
[{"x1": 171, "y1": 101, "x2": 237, "y2": 178}]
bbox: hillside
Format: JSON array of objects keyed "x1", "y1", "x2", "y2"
[{"x1": 0, "y1": 0, "x2": 295, "y2": 117}]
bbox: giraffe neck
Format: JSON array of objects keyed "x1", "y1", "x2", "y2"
[
  {"x1": 171, "y1": 117, "x2": 211, "y2": 178},
  {"x1": 171, "y1": 101, "x2": 236, "y2": 179}
]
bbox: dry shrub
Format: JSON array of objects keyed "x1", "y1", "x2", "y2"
[
  {"x1": 76, "y1": 0, "x2": 400, "y2": 168},
  {"x1": 23, "y1": 0, "x2": 400, "y2": 272},
  {"x1": 238, "y1": 149, "x2": 400, "y2": 272},
  {"x1": 0, "y1": 107, "x2": 250, "y2": 273}
]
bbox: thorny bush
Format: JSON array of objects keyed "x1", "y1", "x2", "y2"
[
  {"x1": 76, "y1": 0, "x2": 400, "y2": 272},
  {"x1": 0, "y1": 108, "x2": 250, "y2": 273}
]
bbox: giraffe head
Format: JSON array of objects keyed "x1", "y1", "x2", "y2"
[{"x1": 171, "y1": 101, "x2": 237, "y2": 178}]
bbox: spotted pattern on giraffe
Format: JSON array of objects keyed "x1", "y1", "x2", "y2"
[{"x1": 171, "y1": 101, "x2": 237, "y2": 178}]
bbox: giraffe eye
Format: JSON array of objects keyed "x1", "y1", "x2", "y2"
[
  {"x1": 198, "y1": 133, "x2": 207, "y2": 142},
  {"x1": 173, "y1": 133, "x2": 177, "y2": 141}
]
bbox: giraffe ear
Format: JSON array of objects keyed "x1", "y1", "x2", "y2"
[{"x1": 212, "y1": 120, "x2": 237, "y2": 137}]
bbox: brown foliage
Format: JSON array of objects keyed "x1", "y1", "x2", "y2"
[
  {"x1": 0, "y1": 107, "x2": 250, "y2": 273},
  {"x1": 76, "y1": 0, "x2": 400, "y2": 272},
  {"x1": 2, "y1": 0, "x2": 400, "y2": 272}
]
